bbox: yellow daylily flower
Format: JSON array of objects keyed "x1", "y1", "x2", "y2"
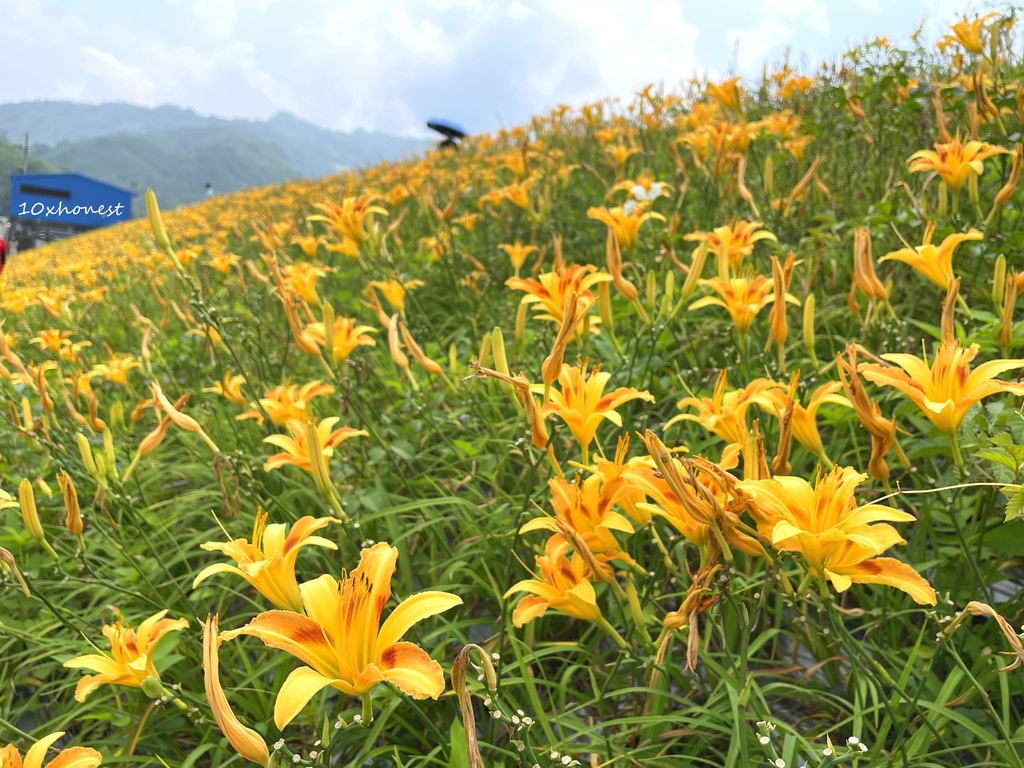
[
  {"x1": 206, "y1": 251, "x2": 241, "y2": 275},
  {"x1": 0, "y1": 732, "x2": 102, "y2": 768},
  {"x1": 689, "y1": 273, "x2": 797, "y2": 336},
  {"x1": 305, "y1": 316, "x2": 377, "y2": 363},
  {"x1": 193, "y1": 508, "x2": 337, "y2": 612},
  {"x1": 64, "y1": 610, "x2": 189, "y2": 702},
  {"x1": 684, "y1": 221, "x2": 777, "y2": 272},
  {"x1": 308, "y1": 195, "x2": 387, "y2": 245},
  {"x1": 706, "y1": 76, "x2": 743, "y2": 113},
  {"x1": 89, "y1": 353, "x2": 141, "y2": 387},
  {"x1": 737, "y1": 467, "x2": 936, "y2": 605},
  {"x1": 521, "y1": 474, "x2": 636, "y2": 569},
  {"x1": 540, "y1": 360, "x2": 654, "y2": 459},
  {"x1": 751, "y1": 381, "x2": 851, "y2": 466},
  {"x1": 498, "y1": 241, "x2": 538, "y2": 277},
  {"x1": 586, "y1": 204, "x2": 665, "y2": 250},
  {"x1": 908, "y1": 136, "x2": 1009, "y2": 194},
  {"x1": 878, "y1": 222, "x2": 982, "y2": 291},
  {"x1": 369, "y1": 278, "x2": 424, "y2": 315},
  {"x1": 263, "y1": 417, "x2": 368, "y2": 475},
  {"x1": 504, "y1": 536, "x2": 602, "y2": 628},
  {"x1": 203, "y1": 615, "x2": 271, "y2": 767},
  {"x1": 506, "y1": 263, "x2": 612, "y2": 336},
  {"x1": 859, "y1": 337, "x2": 1024, "y2": 438},
  {"x1": 29, "y1": 329, "x2": 74, "y2": 354},
  {"x1": 204, "y1": 370, "x2": 247, "y2": 406},
  {"x1": 283, "y1": 262, "x2": 333, "y2": 306},
  {"x1": 237, "y1": 380, "x2": 335, "y2": 426},
  {"x1": 937, "y1": 12, "x2": 999, "y2": 55},
  {"x1": 222, "y1": 542, "x2": 462, "y2": 729}
]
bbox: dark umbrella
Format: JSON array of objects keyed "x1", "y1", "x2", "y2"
[{"x1": 427, "y1": 118, "x2": 468, "y2": 149}]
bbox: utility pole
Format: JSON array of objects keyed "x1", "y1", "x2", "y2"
[{"x1": 20, "y1": 133, "x2": 29, "y2": 174}]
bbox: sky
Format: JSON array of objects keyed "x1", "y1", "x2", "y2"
[{"x1": 1, "y1": 0, "x2": 988, "y2": 137}]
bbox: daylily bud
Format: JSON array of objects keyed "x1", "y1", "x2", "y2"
[
  {"x1": 994, "y1": 254, "x2": 1007, "y2": 307},
  {"x1": 968, "y1": 172, "x2": 980, "y2": 211},
  {"x1": 658, "y1": 270, "x2": 676, "y2": 321},
  {"x1": 803, "y1": 293, "x2": 819, "y2": 369},
  {"x1": 399, "y1": 321, "x2": 444, "y2": 376},
  {"x1": 57, "y1": 470, "x2": 84, "y2": 543},
  {"x1": 103, "y1": 428, "x2": 119, "y2": 482},
  {"x1": 141, "y1": 675, "x2": 166, "y2": 699},
  {"x1": 999, "y1": 274, "x2": 1017, "y2": 357},
  {"x1": 477, "y1": 333, "x2": 491, "y2": 369},
  {"x1": 87, "y1": 393, "x2": 106, "y2": 431},
  {"x1": 20, "y1": 478, "x2": 57, "y2": 561},
  {"x1": 152, "y1": 382, "x2": 220, "y2": 453},
  {"x1": 594, "y1": 281, "x2": 614, "y2": 341},
  {"x1": 679, "y1": 242, "x2": 708, "y2": 304},
  {"x1": 387, "y1": 314, "x2": 417, "y2": 390},
  {"x1": 203, "y1": 615, "x2": 272, "y2": 767},
  {"x1": 35, "y1": 477, "x2": 53, "y2": 497},
  {"x1": 514, "y1": 300, "x2": 528, "y2": 347},
  {"x1": 0, "y1": 547, "x2": 31, "y2": 597},
  {"x1": 321, "y1": 302, "x2": 336, "y2": 363},
  {"x1": 77, "y1": 433, "x2": 100, "y2": 480},
  {"x1": 448, "y1": 343, "x2": 459, "y2": 380},
  {"x1": 145, "y1": 189, "x2": 171, "y2": 253},
  {"x1": 110, "y1": 401, "x2": 125, "y2": 432},
  {"x1": 305, "y1": 420, "x2": 331, "y2": 498},
  {"x1": 763, "y1": 155, "x2": 774, "y2": 196},
  {"x1": 716, "y1": 240, "x2": 730, "y2": 282},
  {"x1": 646, "y1": 270, "x2": 657, "y2": 317},
  {"x1": 20, "y1": 396, "x2": 32, "y2": 430}
]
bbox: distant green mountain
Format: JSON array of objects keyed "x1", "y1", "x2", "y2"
[
  {"x1": 0, "y1": 101, "x2": 428, "y2": 184},
  {"x1": 32, "y1": 127, "x2": 299, "y2": 212},
  {"x1": 0, "y1": 136, "x2": 62, "y2": 215}
]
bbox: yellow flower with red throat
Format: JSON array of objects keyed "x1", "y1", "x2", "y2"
[
  {"x1": 667, "y1": 371, "x2": 779, "y2": 463},
  {"x1": 521, "y1": 474, "x2": 636, "y2": 568},
  {"x1": 737, "y1": 467, "x2": 936, "y2": 605},
  {"x1": 504, "y1": 536, "x2": 602, "y2": 628},
  {"x1": 221, "y1": 542, "x2": 462, "y2": 729},
  {"x1": 0, "y1": 733, "x2": 102, "y2": 768},
  {"x1": 283, "y1": 261, "x2": 333, "y2": 306},
  {"x1": 193, "y1": 508, "x2": 337, "y2": 612},
  {"x1": 541, "y1": 360, "x2": 654, "y2": 460},
  {"x1": 204, "y1": 370, "x2": 247, "y2": 406},
  {"x1": 684, "y1": 221, "x2": 777, "y2": 273},
  {"x1": 706, "y1": 76, "x2": 743, "y2": 113},
  {"x1": 908, "y1": 136, "x2": 1009, "y2": 194},
  {"x1": 506, "y1": 263, "x2": 612, "y2": 337},
  {"x1": 64, "y1": 610, "x2": 189, "y2": 702},
  {"x1": 859, "y1": 336, "x2": 1024, "y2": 438},
  {"x1": 263, "y1": 417, "x2": 367, "y2": 475},
  {"x1": 690, "y1": 271, "x2": 796, "y2": 336},
  {"x1": 305, "y1": 316, "x2": 377, "y2": 363},
  {"x1": 308, "y1": 194, "x2": 387, "y2": 245},
  {"x1": 498, "y1": 241, "x2": 538, "y2": 277},
  {"x1": 751, "y1": 380, "x2": 851, "y2": 466},
  {"x1": 587, "y1": 204, "x2": 665, "y2": 250},
  {"x1": 237, "y1": 380, "x2": 334, "y2": 426},
  {"x1": 879, "y1": 222, "x2": 982, "y2": 291},
  {"x1": 369, "y1": 278, "x2": 424, "y2": 315}
]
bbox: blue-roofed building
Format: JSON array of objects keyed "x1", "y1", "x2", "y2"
[{"x1": 9, "y1": 173, "x2": 135, "y2": 247}]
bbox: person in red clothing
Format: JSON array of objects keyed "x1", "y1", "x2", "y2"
[{"x1": 0, "y1": 237, "x2": 7, "y2": 275}]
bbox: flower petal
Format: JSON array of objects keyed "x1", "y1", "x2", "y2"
[
  {"x1": 378, "y1": 641, "x2": 446, "y2": 699},
  {"x1": 376, "y1": 591, "x2": 463, "y2": 652},
  {"x1": 274, "y1": 666, "x2": 347, "y2": 730}
]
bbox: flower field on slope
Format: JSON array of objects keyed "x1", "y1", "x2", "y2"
[{"x1": 5, "y1": 13, "x2": 1024, "y2": 768}]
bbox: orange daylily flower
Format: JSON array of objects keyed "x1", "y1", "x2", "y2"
[
  {"x1": 504, "y1": 536, "x2": 602, "y2": 628},
  {"x1": 369, "y1": 278, "x2": 424, "y2": 315},
  {"x1": 937, "y1": 12, "x2": 999, "y2": 55},
  {"x1": 738, "y1": 467, "x2": 936, "y2": 605},
  {"x1": 263, "y1": 417, "x2": 367, "y2": 475},
  {"x1": 237, "y1": 380, "x2": 335, "y2": 426},
  {"x1": 193, "y1": 509, "x2": 337, "y2": 612},
  {"x1": 706, "y1": 76, "x2": 743, "y2": 113},
  {"x1": 541, "y1": 360, "x2": 654, "y2": 458},
  {"x1": 64, "y1": 610, "x2": 189, "y2": 702},
  {"x1": 689, "y1": 272, "x2": 797, "y2": 336},
  {"x1": 222, "y1": 542, "x2": 462, "y2": 728},
  {"x1": 506, "y1": 263, "x2": 612, "y2": 336},
  {"x1": 498, "y1": 241, "x2": 538, "y2": 277},
  {"x1": 309, "y1": 195, "x2": 388, "y2": 245},
  {"x1": 204, "y1": 370, "x2": 247, "y2": 405},
  {"x1": 521, "y1": 474, "x2": 636, "y2": 568},
  {"x1": 878, "y1": 222, "x2": 982, "y2": 291},
  {"x1": 305, "y1": 316, "x2": 377, "y2": 363},
  {"x1": 89, "y1": 353, "x2": 141, "y2": 387},
  {"x1": 587, "y1": 204, "x2": 665, "y2": 250},
  {"x1": 0, "y1": 732, "x2": 102, "y2": 768},
  {"x1": 751, "y1": 381, "x2": 851, "y2": 466},
  {"x1": 283, "y1": 262, "x2": 333, "y2": 306},
  {"x1": 684, "y1": 221, "x2": 777, "y2": 272},
  {"x1": 859, "y1": 336, "x2": 1024, "y2": 437},
  {"x1": 908, "y1": 136, "x2": 1009, "y2": 194}
]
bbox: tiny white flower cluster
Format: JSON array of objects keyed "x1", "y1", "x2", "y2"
[{"x1": 546, "y1": 748, "x2": 581, "y2": 767}]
